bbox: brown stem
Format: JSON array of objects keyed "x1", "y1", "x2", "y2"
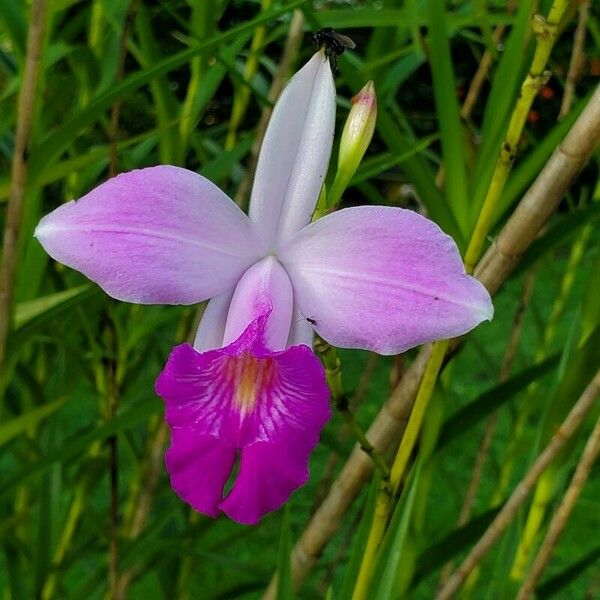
[
  {"x1": 515, "y1": 416, "x2": 600, "y2": 600},
  {"x1": 0, "y1": 0, "x2": 47, "y2": 376},
  {"x1": 558, "y1": 0, "x2": 590, "y2": 120},
  {"x1": 262, "y1": 83, "x2": 600, "y2": 598},
  {"x1": 437, "y1": 269, "x2": 535, "y2": 589},
  {"x1": 436, "y1": 370, "x2": 600, "y2": 600},
  {"x1": 474, "y1": 82, "x2": 600, "y2": 296},
  {"x1": 107, "y1": 348, "x2": 120, "y2": 596},
  {"x1": 461, "y1": 23, "x2": 507, "y2": 121}
]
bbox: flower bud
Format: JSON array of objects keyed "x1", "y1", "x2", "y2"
[
  {"x1": 338, "y1": 80, "x2": 377, "y2": 174},
  {"x1": 323, "y1": 81, "x2": 377, "y2": 212}
]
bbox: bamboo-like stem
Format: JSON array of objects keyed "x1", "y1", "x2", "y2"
[
  {"x1": 262, "y1": 82, "x2": 600, "y2": 599},
  {"x1": 349, "y1": 3, "x2": 569, "y2": 584},
  {"x1": 515, "y1": 416, "x2": 600, "y2": 600},
  {"x1": 315, "y1": 340, "x2": 390, "y2": 481},
  {"x1": 226, "y1": 0, "x2": 272, "y2": 150},
  {"x1": 352, "y1": 340, "x2": 449, "y2": 599},
  {"x1": 0, "y1": 0, "x2": 47, "y2": 378},
  {"x1": 436, "y1": 370, "x2": 600, "y2": 600},
  {"x1": 474, "y1": 82, "x2": 600, "y2": 294},
  {"x1": 507, "y1": 221, "x2": 592, "y2": 578},
  {"x1": 352, "y1": 6, "x2": 571, "y2": 584},
  {"x1": 437, "y1": 270, "x2": 535, "y2": 590},
  {"x1": 234, "y1": 9, "x2": 304, "y2": 208},
  {"x1": 389, "y1": 339, "x2": 449, "y2": 495},
  {"x1": 464, "y1": 0, "x2": 571, "y2": 273},
  {"x1": 558, "y1": 0, "x2": 590, "y2": 120}
]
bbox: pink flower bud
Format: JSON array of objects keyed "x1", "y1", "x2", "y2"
[{"x1": 338, "y1": 80, "x2": 377, "y2": 174}]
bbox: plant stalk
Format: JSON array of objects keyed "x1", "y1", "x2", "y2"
[
  {"x1": 0, "y1": 0, "x2": 47, "y2": 380},
  {"x1": 436, "y1": 369, "x2": 600, "y2": 600}
]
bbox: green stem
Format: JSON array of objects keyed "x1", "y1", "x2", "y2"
[
  {"x1": 225, "y1": 0, "x2": 272, "y2": 150},
  {"x1": 314, "y1": 340, "x2": 390, "y2": 480},
  {"x1": 179, "y1": 0, "x2": 213, "y2": 155},
  {"x1": 352, "y1": 339, "x2": 449, "y2": 600},
  {"x1": 389, "y1": 339, "x2": 449, "y2": 495},
  {"x1": 42, "y1": 442, "x2": 102, "y2": 600},
  {"x1": 352, "y1": 5, "x2": 570, "y2": 592},
  {"x1": 464, "y1": 0, "x2": 570, "y2": 273}
]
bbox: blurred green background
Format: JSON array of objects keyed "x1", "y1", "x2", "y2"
[{"x1": 1, "y1": 1, "x2": 599, "y2": 599}]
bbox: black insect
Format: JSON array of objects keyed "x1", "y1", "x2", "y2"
[
  {"x1": 298, "y1": 313, "x2": 318, "y2": 327},
  {"x1": 313, "y1": 27, "x2": 356, "y2": 72}
]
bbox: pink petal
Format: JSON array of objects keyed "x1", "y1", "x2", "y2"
[
  {"x1": 249, "y1": 52, "x2": 336, "y2": 248},
  {"x1": 223, "y1": 256, "x2": 293, "y2": 352},
  {"x1": 221, "y1": 344, "x2": 330, "y2": 524},
  {"x1": 279, "y1": 206, "x2": 493, "y2": 355},
  {"x1": 165, "y1": 429, "x2": 236, "y2": 518},
  {"x1": 35, "y1": 166, "x2": 265, "y2": 304},
  {"x1": 156, "y1": 315, "x2": 330, "y2": 524},
  {"x1": 219, "y1": 441, "x2": 312, "y2": 525}
]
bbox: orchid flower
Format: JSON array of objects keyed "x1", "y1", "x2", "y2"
[{"x1": 35, "y1": 51, "x2": 493, "y2": 525}]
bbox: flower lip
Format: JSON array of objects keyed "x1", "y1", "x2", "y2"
[{"x1": 156, "y1": 307, "x2": 330, "y2": 525}]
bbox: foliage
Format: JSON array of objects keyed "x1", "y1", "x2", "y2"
[{"x1": 1, "y1": 1, "x2": 599, "y2": 599}]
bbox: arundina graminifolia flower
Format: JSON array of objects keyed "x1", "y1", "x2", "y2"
[{"x1": 34, "y1": 51, "x2": 493, "y2": 525}]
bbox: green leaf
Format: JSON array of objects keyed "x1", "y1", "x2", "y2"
[
  {"x1": 0, "y1": 0, "x2": 26, "y2": 55},
  {"x1": 376, "y1": 110, "x2": 464, "y2": 246},
  {"x1": 0, "y1": 398, "x2": 160, "y2": 497},
  {"x1": 579, "y1": 234, "x2": 600, "y2": 342},
  {"x1": 14, "y1": 284, "x2": 94, "y2": 329},
  {"x1": 371, "y1": 462, "x2": 422, "y2": 600},
  {"x1": 411, "y1": 507, "x2": 500, "y2": 585},
  {"x1": 537, "y1": 325, "x2": 600, "y2": 452},
  {"x1": 0, "y1": 397, "x2": 66, "y2": 446},
  {"x1": 339, "y1": 475, "x2": 381, "y2": 599},
  {"x1": 437, "y1": 354, "x2": 561, "y2": 451},
  {"x1": 27, "y1": 0, "x2": 307, "y2": 178},
  {"x1": 514, "y1": 203, "x2": 600, "y2": 277},
  {"x1": 536, "y1": 545, "x2": 600, "y2": 598},
  {"x1": 426, "y1": 0, "x2": 470, "y2": 235},
  {"x1": 133, "y1": 3, "x2": 180, "y2": 164},
  {"x1": 350, "y1": 134, "x2": 439, "y2": 185}
]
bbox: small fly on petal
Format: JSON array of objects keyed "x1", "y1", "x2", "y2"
[
  {"x1": 297, "y1": 313, "x2": 318, "y2": 326},
  {"x1": 313, "y1": 27, "x2": 356, "y2": 72}
]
